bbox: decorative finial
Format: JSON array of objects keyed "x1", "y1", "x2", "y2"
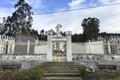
[{"x1": 56, "y1": 24, "x2": 62, "y2": 33}]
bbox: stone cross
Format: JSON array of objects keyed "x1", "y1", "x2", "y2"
[{"x1": 56, "y1": 24, "x2": 62, "y2": 33}]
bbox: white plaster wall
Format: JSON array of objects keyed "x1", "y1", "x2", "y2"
[
  {"x1": 34, "y1": 45, "x2": 47, "y2": 54},
  {"x1": 88, "y1": 41, "x2": 104, "y2": 54},
  {"x1": 72, "y1": 43, "x2": 87, "y2": 54},
  {"x1": 72, "y1": 41, "x2": 104, "y2": 54},
  {"x1": 34, "y1": 41, "x2": 104, "y2": 55}
]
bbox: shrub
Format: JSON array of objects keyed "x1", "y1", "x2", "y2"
[
  {"x1": 0, "y1": 64, "x2": 43, "y2": 80},
  {"x1": 79, "y1": 65, "x2": 93, "y2": 80},
  {"x1": 29, "y1": 64, "x2": 43, "y2": 80}
]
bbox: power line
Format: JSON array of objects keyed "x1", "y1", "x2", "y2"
[
  {"x1": 34, "y1": 2, "x2": 120, "y2": 15},
  {"x1": 0, "y1": 2, "x2": 120, "y2": 18}
]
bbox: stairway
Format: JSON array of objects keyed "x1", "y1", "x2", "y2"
[{"x1": 41, "y1": 62, "x2": 82, "y2": 80}]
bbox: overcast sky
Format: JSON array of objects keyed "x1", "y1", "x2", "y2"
[{"x1": 0, "y1": 0, "x2": 120, "y2": 33}]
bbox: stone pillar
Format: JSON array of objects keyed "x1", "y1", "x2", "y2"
[
  {"x1": 27, "y1": 40, "x2": 30, "y2": 54},
  {"x1": 11, "y1": 41, "x2": 15, "y2": 54},
  {"x1": 107, "y1": 41, "x2": 111, "y2": 54},
  {"x1": 47, "y1": 31, "x2": 53, "y2": 62},
  {"x1": 66, "y1": 31, "x2": 72, "y2": 62},
  {"x1": 10, "y1": 38, "x2": 15, "y2": 54},
  {"x1": 7, "y1": 42, "x2": 11, "y2": 54}
]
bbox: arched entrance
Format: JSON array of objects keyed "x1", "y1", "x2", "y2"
[
  {"x1": 52, "y1": 41, "x2": 67, "y2": 62},
  {"x1": 47, "y1": 24, "x2": 72, "y2": 62}
]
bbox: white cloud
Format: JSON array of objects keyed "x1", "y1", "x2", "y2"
[
  {"x1": 99, "y1": 0, "x2": 112, "y2": 4},
  {"x1": 68, "y1": 0, "x2": 120, "y2": 8},
  {"x1": 32, "y1": 2, "x2": 120, "y2": 33},
  {"x1": 99, "y1": 0, "x2": 120, "y2": 4},
  {"x1": 1, "y1": 0, "x2": 120, "y2": 34},
  {"x1": 0, "y1": 8, "x2": 14, "y2": 22},
  {"x1": 26, "y1": 0, "x2": 44, "y2": 9},
  {"x1": 68, "y1": 0, "x2": 85, "y2": 9}
]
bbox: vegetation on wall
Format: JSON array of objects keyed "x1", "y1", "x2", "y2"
[
  {"x1": 78, "y1": 65, "x2": 120, "y2": 80},
  {"x1": 89, "y1": 71, "x2": 120, "y2": 80},
  {"x1": 0, "y1": 64, "x2": 43, "y2": 80}
]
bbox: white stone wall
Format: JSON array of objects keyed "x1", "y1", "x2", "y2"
[
  {"x1": 34, "y1": 41, "x2": 104, "y2": 55},
  {"x1": 72, "y1": 43, "x2": 87, "y2": 54},
  {"x1": 34, "y1": 45, "x2": 47, "y2": 54},
  {"x1": 34, "y1": 41, "x2": 47, "y2": 54},
  {"x1": 88, "y1": 41, "x2": 104, "y2": 54},
  {"x1": 72, "y1": 41, "x2": 104, "y2": 54}
]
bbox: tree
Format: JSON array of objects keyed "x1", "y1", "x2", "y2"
[
  {"x1": 0, "y1": 0, "x2": 33, "y2": 36},
  {"x1": 40, "y1": 29, "x2": 44, "y2": 35},
  {"x1": 81, "y1": 17, "x2": 100, "y2": 42},
  {"x1": 0, "y1": 23, "x2": 4, "y2": 34},
  {"x1": 0, "y1": 16, "x2": 16, "y2": 36},
  {"x1": 0, "y1": 17, "x2": 7, "y2": 34},
  {"x1": 39, "y1": 29, "x2": 46, "y2": 40},
  {"x1": 72, "y1": 33, "x2": 82, "y2": 42},
  {"x1": 11, "y1": 0, "x2": 33, "y2": 35}
]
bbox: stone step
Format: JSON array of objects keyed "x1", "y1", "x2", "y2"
[
  {"x1": 43, "y1": 73, "x2": 80, "y2": 77},
  {"x1": 43, "y1": 64, "x2": 80, "y2": 65},
  {"x1": 43, "y1": 67, "x2": 79, "y2": 70},
  {"x1": 43, "y1": 62, "x2": 75, "y2": 64},
  {"x1": 42, "y1": 76, "x2": 81, "y2": 80},
  {"x1": 42, "y1": 62, "x2": 80, "y2": 66},
  {"x1": 41, "y1": 62, "x2": 81, "y2": 80},
  {"x1": 44, "y1": 69, "x2": 79, "y2": 73},
  {"x1": 43, "y1": 64, "x2": 80, "y2": 67},
  {"x1": 44, "y1": 68, "x2": 79, "y2": 70}
]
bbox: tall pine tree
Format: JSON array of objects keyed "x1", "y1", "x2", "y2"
[
  {"x1": 11, "y1": 0, "x2": 33, "y2": 35},
  {"x1": 81, "y1": 17, "x2": 100, "y2": 42}
]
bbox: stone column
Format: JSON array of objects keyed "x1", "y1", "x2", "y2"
[
  {"x1": 66, "y1": 31, "x2": 72, "y2": 62},
  {"x1": 11, "y1": 42, "x2": 15, "y2": 54},
  {"x1": 107, "y1": 41, "x2": 111, "y2": 54},
  {"x1": 27, "y1": 40, "x2": 30, "y2": 54},
  {"x1": 7, "y1": 42, "x2": 11, "y2": 54},
  {"x1": 47, "y1": 31, "x2": 53, "y2": 61}
]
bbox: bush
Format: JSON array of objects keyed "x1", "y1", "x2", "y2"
[
  {"x1": 79, "y1": 65, "x2": 93, "y2": 80},
  {"x1": 29, "y1": 64, "x2": 44, "y2": 80},
  {"x1": 0, "y1": 64, "x2": 43, "y2": 80}
]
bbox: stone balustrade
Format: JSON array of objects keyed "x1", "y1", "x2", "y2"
[{"x1": 72, "y1": 54, "x2": 120, "y2": 62}]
